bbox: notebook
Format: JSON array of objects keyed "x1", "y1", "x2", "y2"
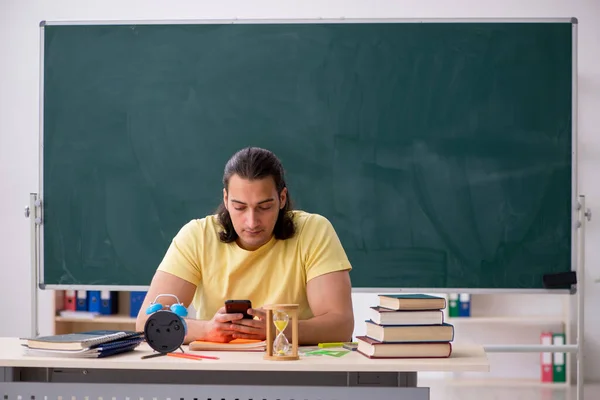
[
  {"x1": 189, "y1": 338, "x2": 266, "y2": 352},
  {"x1": 21, "y1": 330, "x2": 142, "y2": 351},
  {"x1": 24, "y1": 337, "x2": 144, "y2": 358}
]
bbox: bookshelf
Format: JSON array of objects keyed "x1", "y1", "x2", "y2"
[
  {"x1": 53, "y1": 290, "x2": 137, "y2": 335},
  {"x1": 440, "y1": 292, "x2": 571, "y2": 387},
  {"x1": 419, "y1": 376, "x2": 572, "y2": 388},
  {"x1": 446, "y1": 316, "x2": 565, "y2": 325}
]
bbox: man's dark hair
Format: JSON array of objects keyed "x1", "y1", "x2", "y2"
[{"x1": 216, "y1": 147, "x2": 296, "y2": 242}]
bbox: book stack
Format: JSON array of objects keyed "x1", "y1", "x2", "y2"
[{"x1": 356, "y1": 294, "x2": 455, "y2": 359}]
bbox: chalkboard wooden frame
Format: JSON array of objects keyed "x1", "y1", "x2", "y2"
[{"x1": 34, "y1": 17, "x2": 579, "y2": 293}]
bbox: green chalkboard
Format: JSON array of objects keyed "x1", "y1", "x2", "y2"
[{"x1": 41, "y1": 20, "x2": 575, "y2": 289}]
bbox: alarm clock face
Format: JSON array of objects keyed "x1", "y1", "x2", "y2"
[{"x1": 144, "y1": 310, "x2": 186, "y2": 353}]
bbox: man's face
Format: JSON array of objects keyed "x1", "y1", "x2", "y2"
[{"x1": 223, "y1": 174, "x2": 287, "y2": 251}]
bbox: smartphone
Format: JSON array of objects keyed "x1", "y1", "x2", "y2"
[{"x1": 225, "y1": 299, "x2": 253, "y2": 319}]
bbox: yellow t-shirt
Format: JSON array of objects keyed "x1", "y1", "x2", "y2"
[{"x1": 156, "y1": 210, "x2": 352, "y2": 321}]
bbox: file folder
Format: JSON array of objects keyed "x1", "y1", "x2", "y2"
[
  {"x1": 87, "y1": 291, "x2": 101, "y2": 313},
  {"x1": 448, "y1": 294, "x2": 459, "y2": 317},
  {"x1": 540, "y1": 331, "x2": 553, "y2": 382},
  {"x1": 76, "y1": 290, "x2": 88, "y2": 311},
  {"x1": 458, "y1": 293, "x2": 471, "y2": 317},
  {"x1": 64, "y1": 290, "x2": 76, "y2": 311},
  {"x1": 129, "y1": 291, "x2": 147, "y2": 317},
  {"x1": 552, "y1": 333, "x2": 566, "y2": 382},
  {"x1": 100, "y1": 290, "x2": 118, "y2": 315}
]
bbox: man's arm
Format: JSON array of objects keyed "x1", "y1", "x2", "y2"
[
  {"x1": 297, "y1": 270, "x2": 354, "y2": 345},
  {"x1": 135, "y1": 271, "x2": 238, "y2": 344},
  {"x1": 229, "y1": 270, "x2": 354, "y2": 345},
  {"x1": 227, "y1": 215, "x2": 354, "y2": 344}
]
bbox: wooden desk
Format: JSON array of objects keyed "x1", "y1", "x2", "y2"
[{"x1": 0, "y1": 337, "x2": 489, "y2": 400}]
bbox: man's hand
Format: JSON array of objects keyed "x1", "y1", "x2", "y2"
[
  {"x1": 201, "y1": 306, "x2": 243, "y2": 343},
  {"x1": 229, "y1": 308, "x2": 267, "y2": 340}
]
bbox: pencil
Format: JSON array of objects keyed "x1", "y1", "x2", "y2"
[
  {"x1": 191, "y1": 354, "x2": 220, "y2": 360},
  {"x1": 167, "y1": 353, "x2": 203, "y2": 361},
  {"x1": 167, "y1": 352, "x2": 220, "y2": 360}
]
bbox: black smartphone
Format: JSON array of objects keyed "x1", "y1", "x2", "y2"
[{"x1": 225, "y1": 299, "x2": 253, "y2": 319}]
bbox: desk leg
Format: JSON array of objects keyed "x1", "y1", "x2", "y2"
[{"x1": 401, "y1": 371, "x2": 418, "y2": 387}]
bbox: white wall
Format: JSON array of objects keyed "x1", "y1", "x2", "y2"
[{"x1": 1, "y1": 0, "x2": 599, "y2": 381}]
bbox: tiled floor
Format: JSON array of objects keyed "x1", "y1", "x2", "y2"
[{"x1": 420, "y1": 380, "x2": 600, "y2": 400}]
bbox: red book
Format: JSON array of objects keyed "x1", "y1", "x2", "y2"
[
  {"x1": 540, "y1": 331, "x2": 553, "y2": 382},
  {"x1": 356, "y1": 335, "x2": 452, "y2": 359}
]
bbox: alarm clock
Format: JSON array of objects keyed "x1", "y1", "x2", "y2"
[{"x1": 144, "y1": 294, "x2": 188, "y2": 354}]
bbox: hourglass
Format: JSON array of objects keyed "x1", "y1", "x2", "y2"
[{"x1": 264, "y1": 304, "x2": 299, "y2": 361}]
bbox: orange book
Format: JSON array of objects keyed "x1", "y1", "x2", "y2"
[{"x1": 189, "y1": 338, "x2": 266, "y2": 352}]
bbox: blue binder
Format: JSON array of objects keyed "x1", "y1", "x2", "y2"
[
  {"x1": 129, "y1": 291, "x2": 147, "y2": 317},
  {"x1": 76, "y1": 290, "x2": 88, "y2": 311},
  {"x1": 87, "y1": 291, "x2": 101, "y2": 313},
  {"x1": 458, "y1": 293, "x2": 471, "y2": 317}
]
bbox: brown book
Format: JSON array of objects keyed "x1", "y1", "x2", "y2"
[
  {"x1": 365, "y1": 320, "x2": 454, "y2": 343},
  {"x1": 356, "y1": 335, "x2": 452, "y2": 359},
  {"x1": 378, "y1": 294, "x2": 446, "y2": 311},
  {"x1": 370, "y1": 307, "x2": 444, "y2": 325}
]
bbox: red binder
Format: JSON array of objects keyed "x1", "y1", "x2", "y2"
[
  {"x1": 64, "y1": 290, "x2": 76, "y2": 311},
  {"x1": 540, "y1": 331, "x2": 553, "y2": 382}
]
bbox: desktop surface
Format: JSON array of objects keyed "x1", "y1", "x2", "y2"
[{"x1": 0, "y1": 337, "x2": 488, "y2": 373}]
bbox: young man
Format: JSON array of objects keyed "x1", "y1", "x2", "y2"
[{"x1": 136, "y1": 147, "x2": 354, "y2": 345}]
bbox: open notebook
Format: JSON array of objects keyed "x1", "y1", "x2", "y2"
[{"x1": 189, "y1": 339, "x2": 266, "y2": 352}]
